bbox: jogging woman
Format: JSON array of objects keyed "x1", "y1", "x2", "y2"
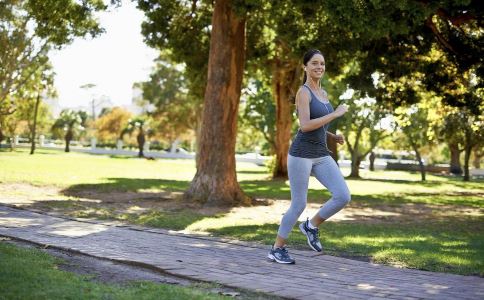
[{"x1": 268, "y1": 49, "x2": 350, "y2": 264}]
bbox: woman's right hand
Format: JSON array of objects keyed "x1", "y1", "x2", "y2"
[{"x1": 333, "y1": 104, "x2": 349, "y2": 117}]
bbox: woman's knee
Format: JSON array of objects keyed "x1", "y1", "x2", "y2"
[
  {"x1": 289, "y1": 202, "x2": 306, "y2": 216},
  {"x1": 334, "y1": 189, "x2": 351, "y2": 206}
]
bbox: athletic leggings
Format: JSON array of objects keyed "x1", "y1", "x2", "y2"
[{"x1": 277, "y1": 154, "x2": 351, "y2": 239}]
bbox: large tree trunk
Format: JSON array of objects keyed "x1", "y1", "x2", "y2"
[
  {"x1": 184, "y1": 0, "x2": 251, "y2": 206},
  {"x1": 30, "y1": 93, "x2": 41, "y2": 155},
  {"x1": 449, "y1": 142, "x2": 463, "y2": 175},
  {"x1": 272, "y1": 57, "x2": 300, "y2": 179}
]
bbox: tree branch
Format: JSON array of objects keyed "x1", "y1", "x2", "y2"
[{"x1": 425, "y1": 16, "x2": 459, "y2": 57}]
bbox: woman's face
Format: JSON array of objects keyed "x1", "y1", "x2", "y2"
[{"x1": 306, "y1": 54, "x2": 325, "y2": 79}]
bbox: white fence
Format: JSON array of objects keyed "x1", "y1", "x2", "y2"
[{"x1": 6, "y1": 136, "x2": 270, "y2": 166}]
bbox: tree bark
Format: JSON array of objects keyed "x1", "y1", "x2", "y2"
[
  {"x1": 463, "y1": 145, "x2": 472, "y2": 181},
  {"x1": 65, "y1": 130, "x2": 72, "y2": 152},
  {"x1": 348, "y1": 123, "x2": 364, "y2": 178},
  {"x1": 369, "y1": 151, "x2": 375, "y2": 171},
  {"x1": 349, "y1": 154, "x2": 361, "y2": 178},
  {"x1": 463, "y1": 129, "x2": 473, "y2": 181},
  {"x1": 184, "y1": 0, "x2": 251, "y2": 206},
  {"x1": 30, "y1": 93, "x2": 41, "y2": 155},
  {"x1": 272, "y1": 58, "x2": 300, "y2": 179},
  {"x1": 137, "y1": 129, "x2": 145, "y2": 158},
  {"x1": 449, "y1": 142, "x2": 463, "y2": 175},
  {"x1": 472, "y1": 145, "x2": 482, "y2": 169},
  {"x1": 411, "y1": 142, "x2": 426, "y2": 181}
]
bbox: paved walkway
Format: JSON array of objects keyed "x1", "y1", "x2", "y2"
[{"x1": 1, "y1": 205, "x2": 483, "y2": 300}]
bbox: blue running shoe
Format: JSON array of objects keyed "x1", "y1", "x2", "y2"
[
  {"x1": 267, "y1": 246, "x2": 295, "y2": 264},
  {"x1": 299, "y1": 218, "x2": 322, "y2": 252}
]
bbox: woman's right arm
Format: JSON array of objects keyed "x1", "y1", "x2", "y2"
[{"x1": 296, "y1": 88, "x2": 348, "y2": 133}]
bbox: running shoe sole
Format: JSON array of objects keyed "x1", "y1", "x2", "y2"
[{"x1": 267, "y1": 253, "x2": 295, "y2": 264}]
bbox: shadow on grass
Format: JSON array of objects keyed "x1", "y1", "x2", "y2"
[
  {"x1": 63, "y1": 178, "x2": 190, "y2": 195},
  {"x1": 23, "y1": 197, "x2": 223, "y2": 232},
  {"x1": 60, "y1": 177, "x2": 483, "y2": 208},
  {"x1": 208, "y1": 219, "x2": 484, "y2": 276},
  {"x1": 108, "y1": 154, "x2": 139, "y2": 159}
]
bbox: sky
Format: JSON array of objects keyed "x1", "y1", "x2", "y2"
[{"x1": 48, "y1": 1, "x2": 158, "y2": 109}]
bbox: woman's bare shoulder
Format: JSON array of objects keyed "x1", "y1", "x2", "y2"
[{"x1": 296, "y1": 86, "x2": 311, "y2": 101}]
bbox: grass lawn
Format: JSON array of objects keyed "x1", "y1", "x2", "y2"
[
  {"x1": 1, "y1": 148, "x2": 483, "y2": 276},
  {"x1": 0, "y1": 241, "x2": 228, "y2": 300}
]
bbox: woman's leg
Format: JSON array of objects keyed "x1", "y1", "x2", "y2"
[
  {"x1": 310, "y1": 156, "x2": 351, "y2": 227},
  {"x1": 274, "y1": 155, "x2": 312, "y2": 246}
]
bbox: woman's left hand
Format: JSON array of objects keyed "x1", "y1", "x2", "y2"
[{"x1": 334, "y1": 134, "x2": 345, "y2": 145}]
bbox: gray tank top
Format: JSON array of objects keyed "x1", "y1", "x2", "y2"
[{"x1": 289, "y1": 85, "x2": 334, "y2": 158}]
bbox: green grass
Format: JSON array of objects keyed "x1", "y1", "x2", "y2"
[
  {"x1": 207, "y1": 218, "x2": 484, "y2": 276},
  {"x1": 1, "y1": 148, "x2": 482, "y2": 207},
  {"x1": 0, "y1": 242, "x2": 227, "y2": 300},
  {"x1": 1, "y1": 148, "x2": 483, "y2": 276}
]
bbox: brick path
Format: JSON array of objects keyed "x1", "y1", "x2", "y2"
[{"x1": 1, "y1": 205, "x2": 483, "y2": 300}]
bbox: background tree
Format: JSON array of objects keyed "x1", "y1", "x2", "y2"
[
  {"x1": 28, "y1": 67, "x2": 56, "y2": 154},
  {"x1": 134, "y1": 56, "x2": 198, "y2": 149},
  {"x1": 394, "y1": 100, "x2": 438, "y2": 182},
  {"x1": 0, "y1": 83, "x2": 54, "y2": 151},
  {"x1": 453, "y1": 110, "x2": 483, "y2": 181},
  {"x1": 52, "y1": 110, "x2": 88, "y2": 152},
  {"x1": 137, "y1": 0, "x2": 212, "y2": 150},
  {"x1": 120, "y1": 117, "x2": 150, "y2": 158},
  {"x1": 183, "y1": 0, "x2": 254, "y2": 206},
  {"x1": 423, "y1": 47, "x2": 483, "y2": 176},
  {"x1": 341, "y1": 95, "x2": 390, "y2": 178},
  {"x1": 473, "y1": 145, "x2": 483, "y2": 169},
  {"x1": 0, "y1": 102, "x2": 29, "y2": 150},
  {"x1": 93, "y1": 107, "x2": 132, "y2": 145},
  {"x1": 240, "y1": 78, "x2": 276, "y2": 155},
  {"x1": 322, "y1": 0, "x2": 483, "y2": 113},
  {"x1": 0, "y1": 0, "x2": 108, "y2": 114},
  {"x1": 246, "y1": 0, "x2": 359, "y2": 178},
  {"x1": 440, "y1": 111, "x2": 465, "y2": 175}
]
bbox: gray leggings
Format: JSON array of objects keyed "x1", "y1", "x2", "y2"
[{"x1": 277, "y1": 154, "x2": 351, "y2": 239}]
